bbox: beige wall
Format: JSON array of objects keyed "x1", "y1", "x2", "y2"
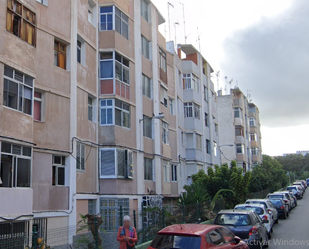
[{"x1": 32, "y1": 152, "x2": 69, "y2": 211}]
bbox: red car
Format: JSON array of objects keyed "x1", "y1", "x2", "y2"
[{"x1": 147, "y1": 224, "x2": 249, "y2": 249}]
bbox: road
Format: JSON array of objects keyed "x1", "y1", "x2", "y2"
[{"x1": 268, "y1": 193, "x2": 309, "y2": 248}]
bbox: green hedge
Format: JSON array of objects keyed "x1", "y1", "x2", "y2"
[{"x1": 200, "y1": 219, "x2": 214, "y2": 225}]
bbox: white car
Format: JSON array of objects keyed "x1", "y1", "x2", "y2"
[
  {"x1": 245, "y1": 199, "x2": 279, "y2": 223},
  {"x1": 234, "y1": 203, "x2": 274, "y2": 239}
]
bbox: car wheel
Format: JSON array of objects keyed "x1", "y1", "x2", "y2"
[
  {"x1": 275, "y1": 218, "x2": 279, "y2": 224},
  {"x1": 263, "y1": 234, "x2": 269, "y2": 248},
  {"x1": 268, "y1": 232, "x2": 272, "y2": 239},
  {"x1": 283, "y1": 212, "x2": 287, "y2": 219},
  {"x1": 287, "y1": 211, "x2": 289, "y2": 217}
]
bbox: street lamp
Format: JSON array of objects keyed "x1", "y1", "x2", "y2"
[{"x1": 139, "y1": 114, "x2": 165, "y2": 123}]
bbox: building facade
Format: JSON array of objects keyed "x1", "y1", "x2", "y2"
[
  {"x1": 217, "y1": 88, "x2": 262, "y2": 171},
  {"x1": 0, "y1": 0, "x2": 221, "y2": 248}
]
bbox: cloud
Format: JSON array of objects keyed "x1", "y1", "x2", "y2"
[{"x1": 221, "y1": 0, "x2": 309, "y2": 127}]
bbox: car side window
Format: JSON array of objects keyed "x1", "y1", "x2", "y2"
[
  {"x1": 218, "y1": 227, "x2": 235, "y2": 244},
  {"x1": 268, "y1": 201, "x2": 275, "y2": 208},
  {"x1": 206, "y1": 229, "x2": 225, "y2": 246},
  {"x1": 251, "y1": 213, "x2": 260, "y2": 224}
]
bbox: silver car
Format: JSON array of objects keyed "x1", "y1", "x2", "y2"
[{"x1": 245, "y1": 199, "x2": 279, "y2": 223}]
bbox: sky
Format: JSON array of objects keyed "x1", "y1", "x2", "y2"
[{"x1": 152, "y1": 0, "x2": 309, "y2": 156}]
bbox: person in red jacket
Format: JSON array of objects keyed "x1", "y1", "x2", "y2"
[{"x1": 117, "y1": 215, "x2": 138, "y2": 249}]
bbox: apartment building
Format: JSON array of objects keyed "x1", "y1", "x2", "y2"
[
  {"x1": 217, "y1": 88, "x2": 262, "y2": 171},
  {"x1": 168, "y1": 44, "x2": 220, "y2": 189},
  {"x1": 0, "y1": 0, "x2": 99, "y2": 247},
  {"x1": 248, "y1": 103, "x2": 262, "y2": 165}
]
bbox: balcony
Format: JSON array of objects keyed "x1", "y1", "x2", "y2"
[{"x1": 0, "y1": 188, "x2": 33, "y2": 216}]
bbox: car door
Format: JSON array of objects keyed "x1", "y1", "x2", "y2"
[
  {"x1": 252, "y1": 213, "x2": 267, "y2": 243},
  {"x1": 267, "y1": 201, "x2": 278, "y2": 220}
]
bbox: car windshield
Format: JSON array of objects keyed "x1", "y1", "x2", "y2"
[
  {"x1": 246, "y1": 201, "x2": 267, "y2": 208},
  {"x1": 287, "y1": 187, "x2": 296, "y2": 190},
  {"x1": 235, "y1": 206, "x2": 264, "y2": 215},
  {"x1": 269, "y1": 199, "x2": 283, "y2": 207},
  {"x1": 268, "y1": 195, "x2": 283, "y2": 199},
  {"x1": 215, "y1": 213, "x2": 252, "y2": 226},
  {"x1": 150, "y1": 235, "x2": 201, "y2": 249}
]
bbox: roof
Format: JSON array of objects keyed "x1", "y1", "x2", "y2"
[
  {"x1": 217, "y1": 209, "x2": 254, "y2": 214},
  {"x1": 158, "y1": 224, "x2": 220, "y2": 236},
  {"x1": 246, "y1": 199, "x2": 268, "y2": 202},
  {"x1": 235, "y1": 203, "x2": 266, "y2": 209}
]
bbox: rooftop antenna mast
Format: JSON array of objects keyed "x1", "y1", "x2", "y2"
[
  {"x1": 216, "y1": 71, "x2": 220, "y2": 92},
  {"x1": 174, "y1": 22, "x2": 179, "y2": 49},
  {"x1": 167, "y1": 2, "x2": 174, "y2": 41},
  {"x1": 197, "y1": 27, "x2": 202, "y2": 53},
  {"x1": 179, "y1": 1, "x2": 187, "y2": 44},
  {"x1": 247, "y1": 90, "x2": 252, "y2": 102}
]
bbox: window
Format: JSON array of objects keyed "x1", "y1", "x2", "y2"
[
  {"x1": 181, "y1": 131, "x2": 185, "y2": 147},
  {"x1": 159, "y1": 48, "x2": 167, "y2": 72},
  {"x1": 115, "y1": 7, "x2": 129, "y2": 39},
  {"x1": 100, "y1": 198, "x2": 129, "y2": 231},
  {"x1": 186, "y1": 133, "x2": 194, "y2": 148},
  {"x1": 250, "y1": 133, "x2": 258, "y2": 141},
  {"x1": 99, "y1": 6, "x2": 129, "y2": 39},
  {"x1": 215, "y1": 124, "x2": 218, "y2": 134},
  {"x1": 163, "y1": 160, "x2": 170, "y2": 182},
  {"x1": 169, "y1": 98, "x2": 174, "y2": 115},
  {"x1": 88, "y1": 0, "x2": 96, "y2": 26},
  {"x1": 36, "y1": 0, "x2": 48, "y2": 6},
  {"x1": 141, "y1": 0, "x2": 150, "y2": 22},
  {"x1": 0, "y1": 142, "x2": 31, "y2": 188},
  {"x1": 162, "y1": 122, "x2": 169, "y2": 145},
  {"x1": 76, "y1": 142, "x2": 85, "y2": 171},
  {"x1": 7, "y1": 1, "x2": 36, "y2": 46},
  {"x1": 88, "y1": 96, "x2": 94, "y2": 121},
  {"x1": 142, "y1": 35, "x2": 151, "y2": 60},
  {"x1": 100, "y1": 149, "x2": 133, "y2": 178},
  {"x1": 204, "y1": 85, "x2": 209, "y2": 101},
  {"x1": 100, "y1": 52, "x2": 113, "y2": 79},
  {"x1": 252, "y1": 148, "x2": 259, "y2": 156},
  {"x1": 236, "y1": 144, "x2": 245, "y2": 154},
  {"x1": 234, "y1": 107, "x2": 242, "y2": 118},
  {"x1": 183, "y1": 73, "x2": 200, "y2": 92},
  {"x1": 184, "y1": 102, "x2": 200, "y2": 119},
  {"x1": 160, "y1": 87, "x2": 168, "y2": 107},
  {"x1": 33, "y1": 91, "x2": 43, "y2": 121},
  {"x1": 54, "y1": 40, "x2": 66, "y2": 69},
  {"x1": 77, "y1": 39, "x2": 82, "y2": 64},
  {"x1": 206, "y1": 139, "x2": 211, "y2": 154},
  {"x1": 214, "y1": 142, "x2": 218, "y2": 157},
  {"x1": 196, "y1": 134, "x2": 202, "y2": 150},
  {"x1": 207, "y1": 229, "x2": 225, "y2": 246},
  {"x1": 205, "y1": 113, "x2": 209, "y2": 127},
  {"x1": 99, "y1": 6, "x2": 113, "y2": 31},
  {"x1": 171, "y1": 164, "x2": 177, "y2": 182},
  {"x1": 115, "y1": 53, "x2": 130, "y2": 85},
  {"x1": 0, "y1": 221, "x2": 30, "y2": 248},
  {"x1": 3, "y1": 66, "x2": 33, "y2": 115},
  {"x1": 115, "y1": 99, "x2": 130, "y2": 128},
  {"x1": 52, "y1": 155, "x2": 65, "y2": 186},
  {"x1": 88, "y1": 200, "x2": 96, "y2": 214},
  {"x1": 142, "y1": 74, "x2": 152, "y2": 98},
  {"x1": 249, "y1": 118, "x2": 256, "y2": 127},
  {"x1": 144, "y1": 158, "x2": 153, "y2": 180},
  {"x1": 100, "y1": 99, "x2": 113, "y2": 125},
  {"x1": 235, "y1": 126, "x2": 244, "y2": 136},
  {"x1": 143, "y1": 116, "x2": 152, "y2": 139}
]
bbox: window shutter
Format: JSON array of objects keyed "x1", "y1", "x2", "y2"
[
  {"x1": 126, "y1": 150, "x2": 133, "y2": 178},
  {"x1": 81, "y1": 144, "x2": 85, "y2": 170},
  {"x1": 117, "y1": 149, "x2": 125, "y2": 177},
  {"x1": 100, "y1": 149, "x2": 116, "y2": 177}
]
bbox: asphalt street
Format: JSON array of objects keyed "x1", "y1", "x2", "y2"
[{"x1": 268, "y1": 193, "x2": 309, "y2": 248}]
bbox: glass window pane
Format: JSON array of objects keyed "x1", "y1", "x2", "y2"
[
  {"x1": 17, "y1": 158, "x2": 31, "y2": 187},
  {"x1": 122, "y1": 21, "x2": 128, "y2": 39},
  {"x1": 115, "y1": 15, "x2": 121, "y2": 34},
  {"x1": 115, "y1": 61, "x2": 122, "y2": 81},
  {"x1": 122, "y1": 112, "x2": 130, "y2": 128},
  {"x1": 100, "y1": 61, "x2": 113, "y2": 78},
  {"x1": 23, "y1": 146, "x2": 31, "y2": 157},
  {"x1": 100, "y1": 6, "x2": 113, "y2": 13},
  {"x1": 123, "y1": 67, "x2": 129, "y2": 84},
  {"x1": 4, "y1": 66, "x2": 13, "y2": 78},
  {"x1": 1, "y1": 142, "x2": 11, "y2": 153},
  {"x1": 107, "y1": 109, "x2": 113, "y2": 124},
  {"x1": 58, "y1": 167, "x2": 65, "y2": 185},
  {"x1": 100, "y1": 149, "x2": 115, "y2": 176},
  {"x1": 101, "y1": 109, "x2": 107, "y2": 124},
  {"x1": 107, "y1": 100, "x2": 113, "y2": 106},
  {"x1": 115, "y1": 109, "x2": 121, "y2": 126}
]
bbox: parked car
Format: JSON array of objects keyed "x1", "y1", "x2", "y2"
[
  {"x1": 147, "y1": 224, "x2": 249, "y2": 249},
  {"x1": 306, "y1": 178, "x2": 309, "y2": 186},
  {"x1": 268, "y1": 198, "x2": 289, "y2": 219},
  {"x1": 296, "y1": 180, "x2": 307, "y2": 188},
  {"x1": 245, "y1": 199, "x2": 279, "y2": 223},
  {"x1": 287, "y1": 191, "x2": 298, "y2": 207},
  {"x1": 214, "y1": 209, "x2": 268, "y2": 249},
  {"x1": 293, "y1": 182, "x2": 305, "y2": 193},
  {"x1": 286, "y1": 185, "x2": 303, "y2": 199},
  {"x1": 266, "y1": 193, "x2": 291, "y2": 211},
  {"x1": 234, "y1": 204, "x2": 274, "y2": 239},
  {"x1": 273, "y1": 191, "x2": 295, "y2": 209}
]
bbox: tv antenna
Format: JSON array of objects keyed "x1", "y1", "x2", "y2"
[
  {"x1": 167, "y1": 2, "x2": 174, "y2": 41},
  {"x1": 197, "y1": 27, "x2": 202, "y2": 53},
  {"x1": 174, "y1": 22, "x2": 180, "y2": 48},
  {"x1": 178, "y1": 1, "x2": 187, "y2": 44},
  {"x1": 247, "y1": 90, "x2": 252, "y2": 102},
  {"x1": 216, "y1": 71, "x2": 220, "y2": 92},
  {"x1": 225, "y1": 76, "x2": 233, "y2": 94}
]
